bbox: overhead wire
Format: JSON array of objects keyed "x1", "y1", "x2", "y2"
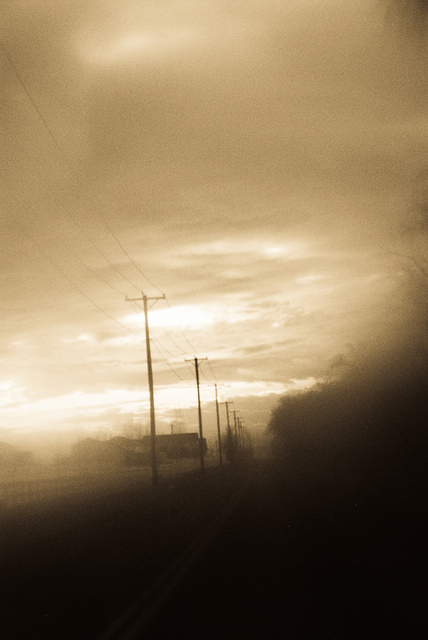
[
  {"x1": 1, "y1": 42, "x2": 225, "y2": 389},
  {"x1": 27, "y1": 221, "x2": 142, "y2": 336},
  {"x1": 0, "y1": 41, "x2": 64, "y2": 157},
  {"x1": 198, "y1": 360, "x2": 212, "y2": 385},
  {"x1": 159, "y1": 327, "x2": 193, "y2": 359},
  {"x1": 0, "y1": 40, "x2": 163, "y2": 295},
  {"x1": 207, "y1": 359, "x2": 218, "y2": 382},
  {"x1": 151, "y1": 332, "x2": 186, "y2": 362},
  {"x1": 128, "y1": 301, "x2": 191, "y2": 382},
  {"x1": 0, "y1": 99, "x2": 142, "y2": 297},
  {"x1": 1, "y1": 167, "x2": 131, "y2": 302},
  {"x1": 1, "y1": 174, "x2": 141, "y2": 337},
  {"x1": 157, "y1": 297, "x2": 216, "y2": 384},
  {"x1": 163, "y1": 296, "x2": 204, "y2": 356},
  {"x1": 150, "y1": 336, "x2": 188, "y2": 382},
  {"x1": 131, "y1": 298, "x2": 198, "y2": 361}
]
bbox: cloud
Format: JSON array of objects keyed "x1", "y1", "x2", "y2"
[{"x1": 0, "y1": 0, "x2": 425, "y2": 445}]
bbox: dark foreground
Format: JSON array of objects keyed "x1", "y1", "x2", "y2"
[{"x1": 1, "y1": 460, "x2": 427, "y2": 639}]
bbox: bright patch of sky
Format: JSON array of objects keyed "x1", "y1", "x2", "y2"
[
  {"x1": 0, "y1": 0, "x2": 424, "y2": 449},
  {"x1": 0, "y1": 377, "x2": 316, "y2": 436}
]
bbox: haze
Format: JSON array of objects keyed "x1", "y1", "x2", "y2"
[{"x1": 1, "y1": 0, "x2": 427, "y2": 454}]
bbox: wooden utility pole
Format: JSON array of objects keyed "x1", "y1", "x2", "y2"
[
  {"x1": 186, "y1": 356, "x2": 207, "y2": 473},
  {"x1": 237, "y1": 417, "x2": 244, "y2": 449},
  {"x1": 126, "y1": 292, "x2": 165, "y2": 489},
  {"x1": 232, "y1": 410, "x2": 240, "y2": 450},
  {"x1": 220, "y1": 400, "x2": 234, "y2": 464},
  {"x1": 214, "y1": 384, "x2": 223, "y2": 466}
]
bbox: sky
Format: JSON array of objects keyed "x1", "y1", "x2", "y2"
[{"x1": 1, "y1": 0, "x2": 428, "y2": 454}]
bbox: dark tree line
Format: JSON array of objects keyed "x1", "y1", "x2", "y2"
[
  {"x1": 268, "y1": 176, "x2": 428, "y2": 492},
  {"x1": 268, "y1": 345, "x2": 428, "y2": 489}
]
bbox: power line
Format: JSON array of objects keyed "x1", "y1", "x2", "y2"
[
  {"x1": 40, "y1": 248, "x2": 140, "y2": 336},
  {"x1": 130, "y1": 299, "x2": 190, "y2": 359},
  {"x1": 164, "y1": 296, "x2": 203, "y2": 355},
  {"x1": 1, "y1": 43, "x2": 224, "y2": 387},
  {"x1": 135, "y1": 295, "x2": 215, "y2": 377},
  {"x1": 96, "y1": 212, "x2": 163, "y2": 294},
  {"x1": 199, "y1": 365, "x2": 212, "y2": 385},
  {"x1": 151, "y1": 333, "x2": 182, "y2": 361},
  {"x1": 150, "y1": 336, "x2": 188, "y2": 382},
  {"x1": 128, "y1": 302, "x2": 195, "y2": 383},
  {"x1": 128, "y1": 301, "x2": 185, "y2": 365},
  {"x1": 10, "y1": 207, "x2": 142, "y2": 336},
  {"x1": 0, "y1": 41, "x2": 64, "y2": 157},
  {"x1": 0, "y1": 112, "x2": 143, "y2": 296},
  {"x1": 159, "y1": 327, "x2": 193, "y2": 358},
  {"x1": 0, "y1": 41, "x2": 163, "y2": 295},
  {"x1": 0, "y1": 164, "x2": 139, "y2": 301},
  {"x1": 207, "y1": 359, "x2": 218, "y2": 382}
]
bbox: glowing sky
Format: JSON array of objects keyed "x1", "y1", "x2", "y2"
[{"x1": 1, "y1": 1, "x2": 427, "y2": 449}]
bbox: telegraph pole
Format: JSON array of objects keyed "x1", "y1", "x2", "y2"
[
  {"x1": 220, "y1": 400, "x2": 234, "y2": 464},
  {"x1": 186, "y1": 356, "x2": 207, "y2": 473},
  {"x1": 232, "y1": 410, "x2": 240, "y2": 442},
  {"x1": 237, "y1": 417, "x2": 244, "y2": 449},
  {"x1": 214, "y1": 384, "x2": 223, "y2": 466},
  {"x1": 126, "y1": 292, "x2": 165, "y2": 489}
]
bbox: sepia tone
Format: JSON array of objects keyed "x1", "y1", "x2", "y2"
[{"x1": 1, "y1": 1, "x2": 427, "y2": 638}]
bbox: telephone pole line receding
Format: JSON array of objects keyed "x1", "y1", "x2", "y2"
[
  {"x1": 126, "y1": 292, "x2": 165, "y2": 489},
  {"x1": 220, "y1": 400, "x2": 234, "y2": 464},
  {"x1": 214, "y1": 384, "x2": 223, "y2": 466},
  {"x1": 232, "y1": 410, "x2": 240, "y2": 443},
  {"x1": 186, "y1": 356, "x2": 207, "y2": 473}
]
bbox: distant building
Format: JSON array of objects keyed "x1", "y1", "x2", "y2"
[
  {"x1": 69, "y1": 433, "x2": 206, "y2": 469},
  {"x1": 108, "y1": 436, "x2": 150, "y2": 465},
  {"x1": 139, "y1": 433, "x2": 205, "y2": 460}
]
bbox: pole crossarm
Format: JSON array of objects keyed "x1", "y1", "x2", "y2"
[{"x1": 125, "y1": 293, "x2": 166, "y2": 303}]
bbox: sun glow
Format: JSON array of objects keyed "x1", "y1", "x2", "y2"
[
  {"x1": 124, "y1": 305, "x2": 216, "y2": 331},
  {"x1": 80, "y1": 28, "x2": 199, "y2": 64},
  {"x1": 0, "y1": 376, "x2": 317, "y2": 434},
  {"x1": 0, "y1": 380, "x2": 27, "y2": 408},
  {"x1": 180, "y1": 239, "x2": 311, "y2": 260}
]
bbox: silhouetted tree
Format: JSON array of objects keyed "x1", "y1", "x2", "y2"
[
  {"x1": 386, "y1": 0, "x2": 428, "y2": 34},
  {"x1": 268, "y1": 332, "x2": 428, "y2": 490},
  {"x1": 120, "y1": 416, "x2": 148, "y2": 440},
  {"x1": 268, "y1": 0, "x2": 428, "y2": 493}
]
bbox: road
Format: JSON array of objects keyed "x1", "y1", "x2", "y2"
[
  {"x1": 1, "y1": 460, "x2": 426, "y2": 639},
  {"x1": 99, "y1": 462, "x2": 427, "y2": 640}
]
